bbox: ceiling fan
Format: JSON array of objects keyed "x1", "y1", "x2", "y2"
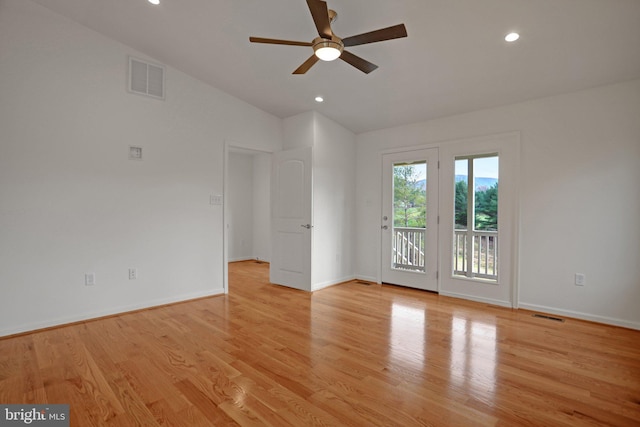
[{"x1": 249, "y1": 0, "x2": 407, "y2": 74}]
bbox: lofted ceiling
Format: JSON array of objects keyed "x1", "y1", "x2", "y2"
[{"x1": 30, "y1": 0, "x2": 640, "y2": 134}]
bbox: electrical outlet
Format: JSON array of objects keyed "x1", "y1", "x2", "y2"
[
  {"x1": 85, "y1": 273, "x2": 96, "y2": 286},
  {"x1": 129, "y1": 268, "x2": 137, "y2": 280},
  {"x1": 575, "y1": 273, "x2": 585, "y2": 286}
]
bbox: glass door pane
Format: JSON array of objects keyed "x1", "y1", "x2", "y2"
[{"x1": 392, "y1": 161, "x2": 427, "y2": 272}]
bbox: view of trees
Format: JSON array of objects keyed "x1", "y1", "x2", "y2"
[
  {"x1": 393, "y1": 165, "x2": 426, "y2": 228},
  {"x1": 455, "y1": 180, "x2": 498, "y2": 230},
  {"x1": 393, "y1": 162, "x2": 498, "y2": 231}
]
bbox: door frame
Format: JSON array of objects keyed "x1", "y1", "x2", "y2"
[
  {"x1": 380, "y1": 148, "x2": 439, "y2": 291},
  {"x1": 223, "y1": 141, "x2": 273, "y2": 294},
  {"x1": 376, "y1": 132, "x2": 520, "y2": 308}
]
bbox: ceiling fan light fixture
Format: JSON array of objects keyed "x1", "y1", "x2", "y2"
[{"x1": 313, "y1": 37, "x2": 344, "y2": 61}]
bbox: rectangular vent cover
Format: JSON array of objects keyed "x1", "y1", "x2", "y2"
[
  {"x1": 532, "y1": 313, "x2": 565, "y2": 322},
  {"x1": 128, "y1": 57, "x2": 164, "y2": 99}
]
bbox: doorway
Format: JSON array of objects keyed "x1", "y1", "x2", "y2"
[
  {"x1": 224, "y1": 146, "x2": 272, "y2": 292},
  {"x1": 381, "y1": 148, "x2": 439, "y2": 291}
]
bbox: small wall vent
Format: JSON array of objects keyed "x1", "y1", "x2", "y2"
[{"x1": 128, "y1": 56, "x2": 165, "y2": 99}]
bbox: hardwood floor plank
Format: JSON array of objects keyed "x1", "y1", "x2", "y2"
[
  {"x1": 175, "y1": 403, "x2": 237, "y2": 427},
  {"x1": 116, "y1": 358, "x2": 184, "y2": 411},
  {"x1": 1, "y1": 260, "x2": 640, "y2": 426},
  {"x1": 105, "y1": 377, "x2": 161, "y2": 427},
  {"x1": 173, "y1": 378, "x2": 232, "y2": 422}
]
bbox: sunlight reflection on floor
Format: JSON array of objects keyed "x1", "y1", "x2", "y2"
[
  {"x1": 450, "y1": 314, "x2": 497, "y2": 402},
  {"x1": 390, "y1": 301, "x2": 426, "y2": 369}
]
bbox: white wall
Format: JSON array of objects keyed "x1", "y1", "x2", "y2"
[
  {"x1": 283, "y1": 111, "x2": 315, "y2": 150},
  {"x1": 0, "y1": 0, "x2": 282, "y2": 336},
  {"x1": 280, "y1": 111, "x2": 356, "y2": 290},
  {"x1": 311, "y1": 113, "x2": 356, "y2": 290},
  {"x1": 356, "y1": 79, "x2": 640, "y2": 329},
  {"x1": 227, "y1": 152, "x2": 254, "y2": 262}
]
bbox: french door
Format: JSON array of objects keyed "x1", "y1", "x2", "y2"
[{"x1": 381, "y1": 148, "x2": 439, "y2": 291}]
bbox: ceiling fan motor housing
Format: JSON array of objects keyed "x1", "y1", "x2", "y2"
[{"x1": 312, "y1": 36, "x2": 344, "y2": 61}]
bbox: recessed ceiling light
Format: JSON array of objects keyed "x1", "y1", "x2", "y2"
[
  {"x1": 148, "y1": 0, "x2": 160, "y2": 5},
  {"x1": 505, "y1": 32, "x2": 520, "y2": 42},
  {"x1": 315, "y1": 96, "x2": 324, "y2": 103}
]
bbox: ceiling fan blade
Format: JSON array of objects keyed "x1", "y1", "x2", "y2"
[
  {"x1": 250, "y1": 37, "x2": 312, "y2": 47},
  {"x1": 342, "y1": 24, "x2": 407, "y2": 47},
  {"x1": 293, "y1": 55, "x2": 320, "y2": 74},
  {"x1": 340, "y1": 50, "x2": 378, "y2": 74},
  {"x1": 306, "y1": 0, "x2": 332, "y2": 39}
]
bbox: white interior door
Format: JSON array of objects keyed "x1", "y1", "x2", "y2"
[
  {"x1": 270, "y1": 147, "x2": 312, "y2": 291},
  {"x1": 381, "y1": 148, "x2": 439, "y2": 291}
]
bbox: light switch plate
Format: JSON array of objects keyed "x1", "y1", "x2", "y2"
[{"x1": 85, "y1": 273, "x2": 95, "y2": 286}]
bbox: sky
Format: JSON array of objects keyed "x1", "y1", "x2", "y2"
[
  {"x1": 455, "y1": 156, "x2": 499, "y2": 179},
  {"x1": 404, "y1": 155, "x2": 499, "y2": 181}
]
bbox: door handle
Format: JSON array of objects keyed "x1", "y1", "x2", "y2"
[
  {"x1": 301, "y1": 224, "x2": 312, "y2": 229},
  {"x1": 381, "y1": 225, "x2": 388, "y2": 230}
]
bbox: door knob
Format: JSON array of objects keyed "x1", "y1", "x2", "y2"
[{"x1": 301, "y1": 224, "x2": 312, "y2": 229}]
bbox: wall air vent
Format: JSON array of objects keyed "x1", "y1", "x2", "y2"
[{"x1": 128, "y1": 56, "x2": 165, "y2": 99}]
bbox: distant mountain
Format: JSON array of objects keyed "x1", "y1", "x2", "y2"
[
  {"x1": 415, "y1": 176, "x2": 498, "y2": 191},
  {"x1": 455, "y1": 175, "x2": 498, "y2": 191}
]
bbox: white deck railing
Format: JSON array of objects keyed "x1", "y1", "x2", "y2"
[
  {"x1": 391, "y1": 228, "x2": 497, "y2": 279},
  {"x1": 453, "y1": 230, "x2": 498, "y2": 280},
  {"x1": 393, "y1": 227, "x2": 425, "y2": 272}
]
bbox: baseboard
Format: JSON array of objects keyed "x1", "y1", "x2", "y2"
[
  {"x1": 439, "y1": 291, "x2": 513, "y2": 308},
  {"x1": 228, "y1": 257, "x2": 255, "y2": 263},
  {"x1": 312, "y1": 275, "x2": 356, "y2": 291},
  {"x1": 518, "y1": 303, "x2": 640, "y2": 330},
  {"x1": 355, "y1": 275, "x2": 377, "y2": 283},
  {"x1": 0, "y1": 288, "x2": 225, "y2": 338},
  {"x1": 229, "y1": 257, "x2": 270, "y2": 264}
]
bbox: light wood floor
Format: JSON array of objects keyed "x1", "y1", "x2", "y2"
[{"x1": 1, "y1": 261, "x2": 639, "y2": 426}]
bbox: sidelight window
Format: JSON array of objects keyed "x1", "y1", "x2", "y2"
[{"x1": 453, "y1": 154, "x2": 499, "y2": 280}]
